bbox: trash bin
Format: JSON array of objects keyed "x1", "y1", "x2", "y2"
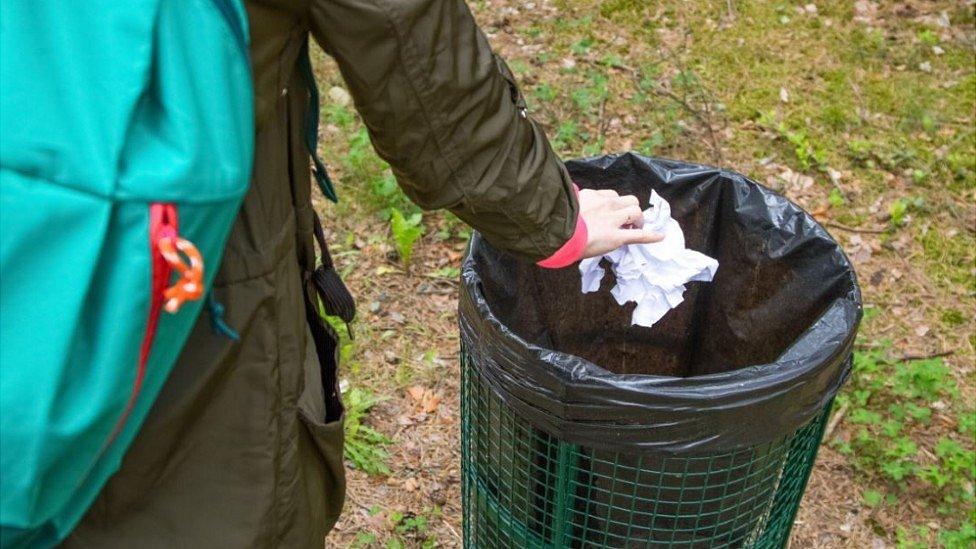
[{"x1": 459, "y1": 153, "x2": 861, "y2": 548}]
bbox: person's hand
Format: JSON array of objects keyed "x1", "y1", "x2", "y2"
[{"x1": 579, "y1": 188, "x2": 663, "y2": 259}]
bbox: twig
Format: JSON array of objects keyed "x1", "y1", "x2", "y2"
[
  {"x1": 443, "y1": 520, "x2": 462, "y2": 542},
  {"x1": 726, "y1": 0, "x2": 737, "y2": 19},
  {"x1": 597, "y1": 95, "x2": 609, "y2": 141},
  {"x1": 823, "y1": 221, "x2": 886, "y2": 234},
  {"x1": 824, "y1": 401, "x2": 849, "y2": 439},
  {"x1": 344, "y1": 492, "x2": 373, "y2": 513},
  {"x1": 901, "y1": 350, "x2": 954, "y2": 361},
  {"x1": 581, "y1": 55, "x2": 637, "y2": 75}
]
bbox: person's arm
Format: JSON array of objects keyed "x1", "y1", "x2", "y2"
[{"x1": 308, "y1": 0, "x2": 657, "y2": 266}]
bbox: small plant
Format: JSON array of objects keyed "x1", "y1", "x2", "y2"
[
  {"x1": 917, "y1": 29, "x2": 939, "y2": 47},
  {"x1": 351, "y1": 531, "x2": 377, "y2": 548},
  {"x1": 890, "y1": 199, "x2": 909, "y2": 226},
  {"x1": 887, "y1": 197, "x2": 924, "y2": 227},
  {"x1": 862, "y1": 489, "x2": 883, "y2": 508},
  {"x1": 534, "y1": 82, "x2": 557, "y2": 103},
  {"x1": 344, "y1": 388, "x2": 392, "y2": 476},
  {"x1": 390, "y1": 208, "x2": 424, "y2": 266},
  {"x1": 940, "y1": 522, "x2": 976, "y2": 549},
  {"x1": 758, "y1": 111, "x2": 828, "y2": 171},
  {"x1": 828, "y1": 188, "x2": 845, "y2": 207},
  {"x1": 570, "y1": 71, "x2": 609, "y2": 116},
  {"x1": 571, "y1": 37, "x2": 594, "y2": 56},
  {"x1": 911, "y1": 168, "x2": 928, "y2": 185},
  {"x1": 324, "y1": 103, "x2": 355, "y2": 129},
  {"x1": 388, "y1": 509, "x2": 438, "y2": 549},
  {"x1": 428, "y1": 266, "x2": 460, "y2": 279},
  {"x1": 370, "y1": 172, "x2": 398, "y2": 202},
  {"x1": 434, "y1": 211, "x2": 470, "y2": 242}
]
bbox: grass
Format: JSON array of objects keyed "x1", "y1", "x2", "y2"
[
  {"x1": 833, "y1": 330, "x2": 975, "y2": 546},
  {"x1": 310, "y1": 1, "x2": 974, "y2": 545}
]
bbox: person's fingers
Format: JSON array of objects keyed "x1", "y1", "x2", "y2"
[
  {"x1": 618, "y1": 229, "x2": 665, "y2": 246},
  {"x1": 610, "y1": 205, "x2": 644, "y2": 228},
  {"x1": 613, "y1": 195, "x2": 640, "y2": 209},
  {"x1": 596, "y1": 189, "x2": 618, "y2": 198}
]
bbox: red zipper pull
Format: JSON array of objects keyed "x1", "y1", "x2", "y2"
[{"x1": 154, "y1": 205, "x2": 204, "y2": 314}]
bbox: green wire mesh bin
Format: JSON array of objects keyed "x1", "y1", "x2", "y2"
[
  {"x1": 461, "y1": 352, "x2": 832, "y2": 548},
  {"x1": 457, "y1": 154, "x2": 861, "y2": 548}
]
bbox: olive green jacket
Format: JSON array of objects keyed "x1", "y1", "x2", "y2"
[{"x1": 65, "y1": 0, "x2": 575, "y2": 547}]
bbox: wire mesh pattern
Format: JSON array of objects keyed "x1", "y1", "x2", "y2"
[{"x1": 461, "y1": 350, "x2": 831, "y2": 549}]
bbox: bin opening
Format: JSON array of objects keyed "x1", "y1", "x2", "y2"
[{"x1": 470, "y1": 157, "x2": 858, "y2": 378}]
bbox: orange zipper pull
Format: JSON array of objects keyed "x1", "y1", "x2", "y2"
[{"x1": 157, "y1": 235, "x2": 204, "y2": 313}]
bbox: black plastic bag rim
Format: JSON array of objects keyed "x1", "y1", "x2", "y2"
[{"x1": 462, "y1": 243, "x2": 859, "y2": 392}]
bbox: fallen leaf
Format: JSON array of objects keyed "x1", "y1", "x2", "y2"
[
  {"x1": 375, "y1": 265, "x2": 401, "y2": 276},
  {"x1": 407, "y1": 385, "x2": 426, "y2": 402},
  {"x1": 406, "y1": 385, "x2": 443, "y2": 414},
  {"x1": 422, "y1": 393, "x2": 442, "y2": 414},
  {"x1": 779, "y1": 87, "x2": 790, "y2": 103},
  {"x1": 811, "y1": 205, "x2": 830, "y2": 220},
  {"x1": 404, "y1": 478, "x2": 419, "y2": 492}
]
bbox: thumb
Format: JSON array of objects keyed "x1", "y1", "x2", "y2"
[{"x1": 620, "y1": 229, "x2": 664, "y2": 246}]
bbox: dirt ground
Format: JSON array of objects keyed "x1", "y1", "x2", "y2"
[{"x1": 313, "y1": 1, "x2": 975, "y2": 547}]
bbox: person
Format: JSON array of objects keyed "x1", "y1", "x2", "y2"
[{"x1": 64, "y1": 0, "x2": 659, "y2": 546}]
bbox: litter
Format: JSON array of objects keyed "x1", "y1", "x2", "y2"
[{"x1": 579, "y1": 190, "x2": 718, "y2": 328}]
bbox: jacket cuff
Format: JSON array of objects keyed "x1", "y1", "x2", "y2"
[{"x1": 537, "y1": 185, "x2": 587, "y2": 269}]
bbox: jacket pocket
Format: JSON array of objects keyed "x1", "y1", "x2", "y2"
[
  {"x1": 297, "y1": 299, "x2": 346, "y2": 534},
  {"x1": 296, "y1": 406, "x2": 345, "y2": 537}
]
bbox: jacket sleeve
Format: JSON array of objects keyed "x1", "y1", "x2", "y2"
[{"x1": 307, "y1": 0, "x2": 579, "y2": 262}]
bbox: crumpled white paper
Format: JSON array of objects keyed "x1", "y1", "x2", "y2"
[{"x1": 579, "y1": 190, "x2": 719, "y2": 328}]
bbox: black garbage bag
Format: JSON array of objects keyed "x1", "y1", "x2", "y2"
[{"x1": 459, "y1": 153, "x2": 862, "y2": 547}]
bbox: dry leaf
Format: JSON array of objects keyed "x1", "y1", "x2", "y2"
[
  {"x1": 811, "y1": 205, "x2": 830, "y2": 220},
  {"x1": 375, "y1": 265, "x2": 401, "y2": 276},
  {"x1": 421, "y1": 393, "x2": 442, "y2": 414},
  {"x1": 407, "y1": 386, "x2": 443, "y2": 414},
  {"x1": 407, "y1": 385, "x2": 426, "y2": 402}
]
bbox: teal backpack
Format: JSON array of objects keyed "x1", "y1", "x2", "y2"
[{"x1": 0, "y1": 1, "x2": 254, "y2": 546}]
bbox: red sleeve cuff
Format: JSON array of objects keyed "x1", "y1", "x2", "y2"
[{"x1": 537, "y1": 185, "x2": 587, "y2": 269}]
